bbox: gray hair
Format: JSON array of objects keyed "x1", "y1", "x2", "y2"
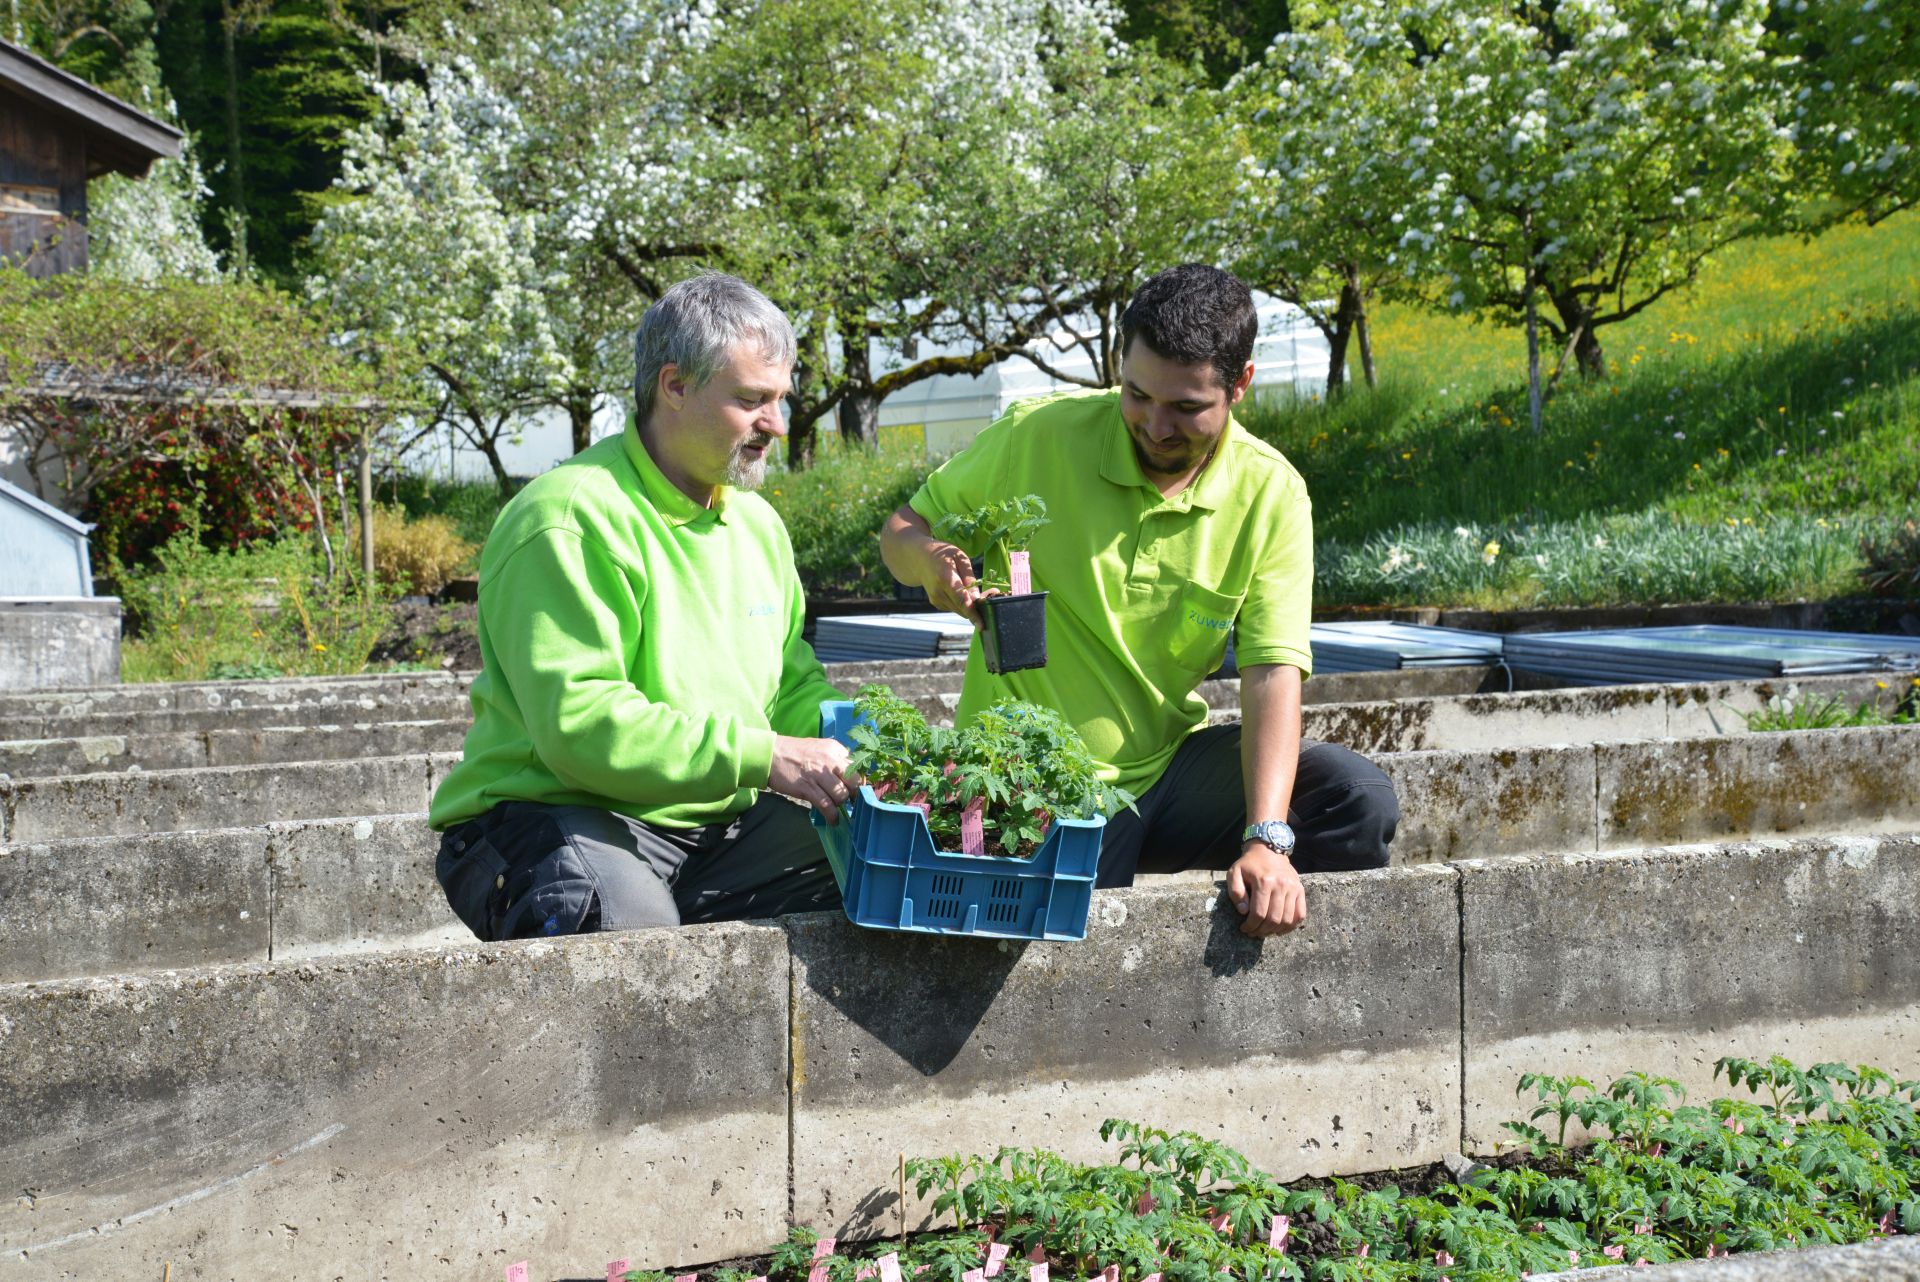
[{"x1": 632, "y1": 273, "x2": 796, "y2": 424}]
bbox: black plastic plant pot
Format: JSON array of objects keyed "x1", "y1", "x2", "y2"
[{"x1": 980, "y1": 591, "x2": 1048, "y2": 674}]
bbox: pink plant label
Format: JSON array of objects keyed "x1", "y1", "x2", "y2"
[
  {"x1": 1008, "y1": 550, "x2": 1031, "y2": 596},
  {"x1": 1100, "y1": 1267, "x2": 1119, "y2": 1282},
  {"x1": 856, "y1": 1269, "x2": 875, "y2": 1280},
  {"x1": 608, "y1": 1261, "x2": 631, "y2": 1282},
  {"x1": 1136, "y1": 1192, "x2": 1157, "y2": 1215},
  {"x1": 984, "y1": 1242, "x2": 1010, "y2": 1276},
  {"x1": 878, "y1": 1253, "x2": 903, "y2": 1282},
  {"x1": 964, "y1": 1272, "x2": 985, "y2": 1282},
  {"x1": 505, "y1": 1266, "x2": 530, "y2": 1282},
  {"x1": 908, "y1": 792, "x2": 931, "y2": 819},
  {"x1": 873, "y1": 781, "x2": 893, "y2": 799},
  {"x1": 1208, "y1": 1211, "x2": 1231, "y2": 1232},
  {"x1": 961, "y1": 798, "x2": 986, "y2": 855},
  {"x1": 1269, "y1": 1214, "x2": 1290, "y2": 1251},
  {"x1": 1029, "y1": 1266, "x2": 1048, "y2": 1282},
  {"x1": 1027, "y1": 1244, "x2": 1047, "y2": 1264},
  {"x1": 1143, "y1": 1274, "x2": 1162, "y2": 1282},
  {"x1": 808, "y1": 1239, "x2": 838, "y2": 1282}
]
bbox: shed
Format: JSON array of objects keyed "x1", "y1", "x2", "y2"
[
  {"x1": 0, "y1": 38, "x2": 182, "y2": 276},
  {"x1": 0, "y1": 474, "x2": 94, "y2": 594}
]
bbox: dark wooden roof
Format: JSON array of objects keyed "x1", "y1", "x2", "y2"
[{"x1": 0, "y1": 39, "x2": 181, "y2": 179}]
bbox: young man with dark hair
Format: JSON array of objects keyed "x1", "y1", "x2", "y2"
[
  {"x1": 429, "y1": 273, "x2": 852, "y2": 939},
  {"x1": 880, "y1": 264, "x2": 1397, "y2": 938}
]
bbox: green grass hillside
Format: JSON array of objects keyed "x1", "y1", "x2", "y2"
[{"x1": 1238, "y1": 214, "x2": 1920, "y2": 607}]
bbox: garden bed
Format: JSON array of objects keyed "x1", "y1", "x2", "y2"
[{"x1": 605, "y1": 1058, "x2": 1915, "y2": 1282}]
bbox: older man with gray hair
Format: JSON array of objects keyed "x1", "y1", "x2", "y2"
[{"x1": 430, "y1": 273, "x2": 852, "y2": 938}]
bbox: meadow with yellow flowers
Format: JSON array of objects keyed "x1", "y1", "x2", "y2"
[{"x1": 1240, "y1": 214, "x2": 1920, "y2": 607}]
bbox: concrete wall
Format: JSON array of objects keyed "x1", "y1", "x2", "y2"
[
  {"x1": 10, "y1": 726, "x2": 1920, "y2": 975},
  {"x1": 0, "y1": 814, "x2": 454, "y2": 982},
  {"x1": 1, "y1": 927, "x2": 791, "y2": 1281},
  {"x1": 3, "y1": 834, "x2": 1915, "y2": 1279},
  {"x1": 9, "y1": 720, "x2": 1916, "y2": 850},
  {"x1": 0, "y1": 597, "x2": 120, "y2": 689},
  {"x1": 1459, "y1": 833, "x2": 1920, "y2": 1151},
  {"x1": 0, "y1": 718, "x2": 470, "y2": 776},
  {"x1": 1563, "y1": 1238, "x2": 1920, "y2": 1281},
  {"x1": 0, "y1": 751, "x2": 460, "y2": 842}
]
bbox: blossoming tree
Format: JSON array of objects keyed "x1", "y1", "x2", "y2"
[{"x1": 1238, "y1": 0, "x2": 1795, "y2": 432}]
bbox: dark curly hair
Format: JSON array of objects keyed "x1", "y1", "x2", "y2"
[{"x1": 1119, "y1": 264, "x2": 1258, "y2": 391}]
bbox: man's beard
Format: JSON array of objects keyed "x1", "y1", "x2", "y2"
[{"x1": 724, "y1": 434, "x2": 776, "y2": 488}]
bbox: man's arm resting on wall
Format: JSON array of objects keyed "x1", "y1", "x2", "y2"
[
  {"x1": 1227, "y1": 662, "x2": 1306, "y2": 939},
  {"x1": 880, "y1": 505, "x2": 985, "y2": 625}
]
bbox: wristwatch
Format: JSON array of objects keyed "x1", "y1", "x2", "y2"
[{"x1": 1242, "y1": 819, "x2": 1297, "y2": 855}]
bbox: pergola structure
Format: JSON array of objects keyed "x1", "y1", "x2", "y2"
[{"x1": 0, "y1": 38, "x2": 182, "y2": 276}]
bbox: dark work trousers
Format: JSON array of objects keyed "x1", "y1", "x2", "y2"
[
  {"x1": 435, "y1": 794, "x2": 842, "y2": 940},
  {"x1": 1096, "y1": 724, "x2": 1398, "y2": 888}
]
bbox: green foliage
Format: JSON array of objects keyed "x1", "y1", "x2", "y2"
[
  {"x1": 868, "y1": 1058, "x2": 1919, "y2": 1281},
  {"x1": 762, "y1": 442, "x2": 932, "y2": 598},
  {"x1": 1859, "y1": 520, "x2": 1920, "y2": 600},
  {"x1": 934, "y1": 496, "x2": 1050, "y2": 594},
  {"x1": 1738, "y1": 685, "x2": 1920, "y2": 732},
  {"x1": 0, "y1": 268, "x2": 387, "y2": 572},
  {"x1": 1311, "y1": 512, "x2": 1888, "y2": 610},
  {"x1": 847, "y1": 684, "x2": 1134, "y2": 855},
  {"x1": 116, "y1": 528, "x2": 400, "y2": 682}
]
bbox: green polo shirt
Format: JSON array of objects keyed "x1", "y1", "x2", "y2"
[
  {"x1": 908, "y1": 388, "x2": 1313, "y2": 797},
  {"x1": 428, "y1": 423, "x2": 842, "y2": 831}
]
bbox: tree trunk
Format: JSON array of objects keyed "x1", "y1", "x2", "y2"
[
  {"x1": 838, "y1": 384, "x2": 880, "y2": 448},
  {"x1": 220, "y1": 3, "x2": 247, "y2": 266},
  {"x1": 1324, "y1": 281, "x2": 1360, "y2": 395},
  {"x1": 1524, "y1": 276, "x2": 1544, "y2": 437},
  {"x1": 838, "y1": 326, "x2": 880, "y2": 447},
  {"x1": 566, "y1": 392, "x2": 594, "y2": 455},
  {"x1": 1354, "y1": 294, "x2": 1377, "y2": 389},
  {"x1": 1549, "y1": 290, "x2": 1606, "y2": 379},
  {"x1": 474, "y1": 417, "x2": 514, "y2": 496},
  {"x1": 786, "y1": 416, "x2": 817, "y2": 470}
]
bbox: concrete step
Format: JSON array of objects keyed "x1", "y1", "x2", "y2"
[
  {"x1": 0, "y1": 690, "x2": 475, "y2": 742},
  {"x1": 4, "y1": 833, "x2": 1913, "y2": 1278},
  {"x1": 0, "y1": 751, "x2": 453, "y2": 842},
  {"x1": 7, "y1": 723, "x2": 1917, "y2": 850},
  {"x1": 8, "y1": 723, "x2": 1920, "y2": 978},
  {"x1": 0, "y1": 669, "x2": 467, "y2": 719},
  {"x1": 7, "y1": 670, "x2": 1898, "y2": 780},
  {"x1": 0, "y1": 718, "x2": 472, "y2": 777}
]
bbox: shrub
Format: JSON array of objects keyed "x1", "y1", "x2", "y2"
[
  {"x1": 0, "y1": 267, "x2": 392, "y2": 574},
  {"x1": 763, "y1": 440, "x2": 933, "y2": 597},
  {"x1": 363, "y1": 505, "x2": 477, "y2": 595},
  {"x1": 1859, "y1": 519, "x2": 1920, "y2": 599},
  {"x1": 117, "y1": 529, "x2": 400, "y2": 683}
]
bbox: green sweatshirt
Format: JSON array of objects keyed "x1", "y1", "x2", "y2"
[{"x1": 428, "y1": 424, "x2": 843, "y2": 831}]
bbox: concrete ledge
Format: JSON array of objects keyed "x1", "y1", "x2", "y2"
[
  {"x1": 0, "y1": 690, "x2": 474, "y2": 743},
  {"x1": 0, "y1": 597, "x2": 121, "y2": 690},
  {"x1": 0, "y1": 826, "x2": 273, "y2": 980},
  {"x1": 5, "y1": 840, "x2": 1918, "y2": 1273},
  {"x1": 1382, "y1": 742, "x2": 1598, "y2": 863},
  {"x1": 0, "y1": 926, "x2": 791, "y2": 1280},
  {"x1": 785, "y1": 866, "x2": 1462, "y2": 1236},
  {"x1": 1563, "y1": 1237, "x2": 1920, "y2": 1281},
  {"x1": 0, "y1": 670, "x2": 466, "y2": 720},
  {"x1": 1600, "y1": 725, "x2": 1920, "y2": 848},
  {"x1": 0, "y1": 719, "x2": 471, "y2": 778},
  {"x1": 0, "y1": 815, "x2": 457, "y2": 982},
  {"x1": 1459, "y1": 834, "x2": 1920, "y2": 1150},
  {"x1": 0, "y1": 753, "x2": 453, "y2": 842}
]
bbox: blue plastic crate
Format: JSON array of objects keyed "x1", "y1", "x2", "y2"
[{"x1": 811, "y1": 700, "x2": 1103, "y2": 941}]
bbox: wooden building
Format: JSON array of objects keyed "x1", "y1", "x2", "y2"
[{"x1": 0, "y1": 39, "x2": 181, "y2": 277}]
